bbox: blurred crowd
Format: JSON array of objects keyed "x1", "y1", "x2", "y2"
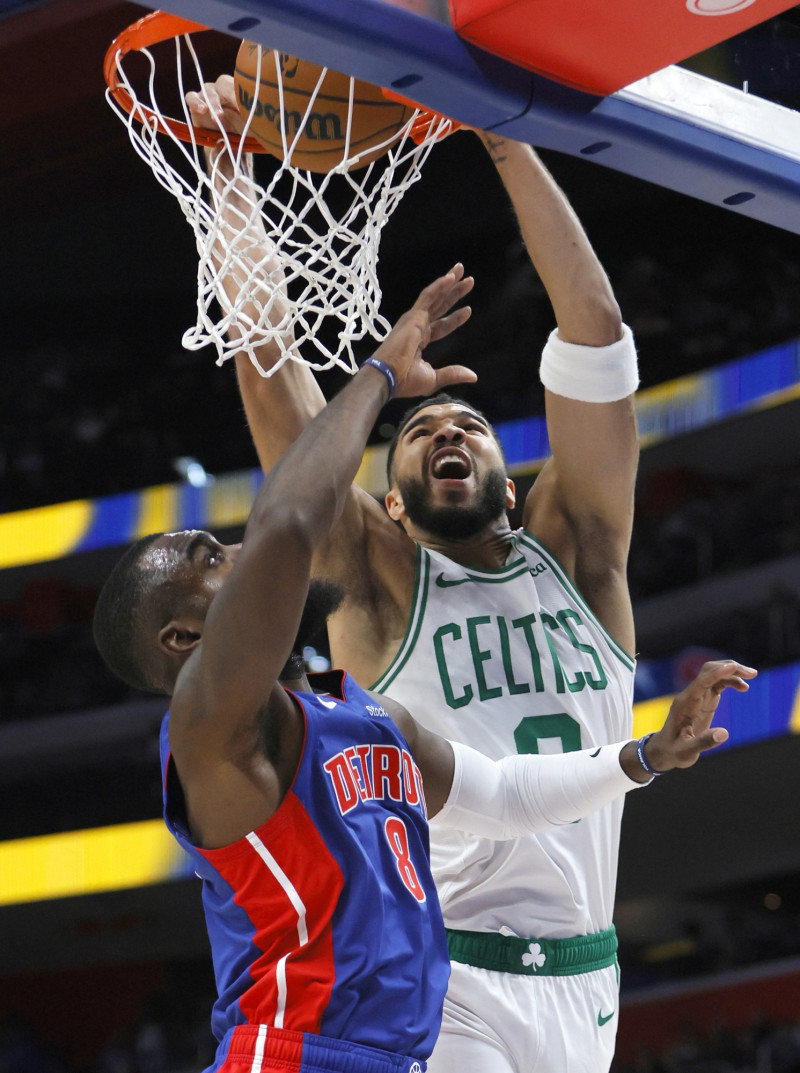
[
  {"x1": 613, "y1": 1014, "x2": 800, "y2": 1073},
  {"x1": 618, "y1": 897, "x2": 800, "y2": 992},
  {"x1": 3, "y1": 458, "x2": 800, "y2": 723},
  {"x1": 3, "y1": 196, "x2": 800, "y2": 515},
  {"x1": 0, "y1": 995, "x2": 215, "y2": 1073},
  {"x1": 3, "y1": 209, "x2": 800, "y2": 723},
  {"x1": 630, "y1": 467, "x2": 800, "y2": 600},
  {"x1": 3, "y1": 978, "x2": 800, "y2": 1073}
]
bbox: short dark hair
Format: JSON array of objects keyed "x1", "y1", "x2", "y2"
[
  {"x1": 385, "y1": 393, "x2": 502, "y2": 485},
  {"x1": 92, "y1": 534, "x2": 166, "y2": 694}
]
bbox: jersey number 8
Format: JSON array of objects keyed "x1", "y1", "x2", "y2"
[{"x1": 384, "y1": 817, "x2": 426, "y2": 902}]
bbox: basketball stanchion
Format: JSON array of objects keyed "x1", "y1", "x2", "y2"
[{"x1": 104, "y1": 11, "x2": 459, "y2": 377}]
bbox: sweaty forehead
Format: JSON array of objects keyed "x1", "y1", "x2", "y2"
[
  {"x1": 142, "y1": 537, "x2": 183, "y2": 574},
  {"x1": 144, "y1": 530, "x2": 211, "y2": 571}
]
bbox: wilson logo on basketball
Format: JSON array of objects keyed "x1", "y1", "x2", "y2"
[
  {"x1": 237, "y1": 86, "x2": 344, "y2": 142},
  {"x1": 233, "y1": 41, "x2": 414, "y2": 172},
  {"x1": 278, "y1": 53, "x2": 300, "y2": 78}
]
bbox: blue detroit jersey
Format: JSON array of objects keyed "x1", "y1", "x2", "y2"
[{"x1": 159, "y1": 670, "x2": 449, "y2": 1060}]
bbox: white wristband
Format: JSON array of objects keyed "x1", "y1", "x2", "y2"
[{"x1": 540, "y1": 323, "x2": 639, "y2": 403}]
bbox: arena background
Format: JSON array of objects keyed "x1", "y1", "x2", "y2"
[{"x1": 2, "y1": 3, "x2": 800, "y2": 1070}]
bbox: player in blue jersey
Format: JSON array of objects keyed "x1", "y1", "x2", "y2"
[
  {"x1": 179, "y1": 77, "x2": 758, "y2": 1073},
  {"x1": 93, "y1": 267, "x2": 754, "y2": 1073}
]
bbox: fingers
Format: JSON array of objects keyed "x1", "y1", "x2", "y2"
[
  {"x1": 439, "y1": 267, "x2": 474, "y2": 314},
  {"x1": 186, "y1": 76, "x2": 242, "y2": 135},
  {"x1": 434, "y1": 364, "x2": 478, "y2": 390},
  {"x1": 693, "y1": 725, "x2": 729, "y2": 751},
  {"x1": 414, "y1": 266, "x2": 474, "y2": 317},
  {"x1": 417, "y1": 266, "x2": 473, "y2": 350},
  {"x1": 381, "y1": 267, "x2": 474, "y2": 397},
  {"x1": 677, "y1": 724, "x2": 730, "y2": 768},
  {"x1": 670, "y1": 730, "x2": 729, "y2": 771},
  {"x1": 215, "y1": 74, "x2": 237, "y2": 110},
  {"x1": 691, "y1": 659, "x2": 757, "y2": 695},
  {"x1": 429, "y1": 306, "x2": 472, "y2": 344},
  {"x1": 186, "y1": 89, "x2": 219, "y2": 130}
]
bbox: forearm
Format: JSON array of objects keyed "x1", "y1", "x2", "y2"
[
  {"x1": 432, "y1": 739, "x2": 649, "y2": 839},
  {"x1": 249, "y1": 363, "x2": 388, "y2": 546},
  {"x1": 206, "y1": 143, "x2": 325, "y2": 469},
  {"x1": 479, "y1": 132, "x2": 620, "y2": 345},
  {"x1": 235, "y1": 350, "x2": 326, "y2": 473},
  {"x1": 205, "y1": 146, "x2": 268, "y2": 277},
  {"x1": 204, "y1": 144, "x2": 296, "y2": 372}
]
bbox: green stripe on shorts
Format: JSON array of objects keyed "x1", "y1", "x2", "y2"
[{"x1": 446, "y1": 925, "x2": 618, "y2": 977}]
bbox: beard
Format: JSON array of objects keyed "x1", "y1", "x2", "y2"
[
  {"x1": 398, "y1": 467, "x2": 508, "y2": 541},
  {"x1": 279, "y1": 579, "x2": 345, "y2": 682},
  {"x1": 296, "y1": 579, "x2": 345, "y2": 651}
]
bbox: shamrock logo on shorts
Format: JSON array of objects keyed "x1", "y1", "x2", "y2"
[{"x1": 521, "y1": 942, "x2": 547, "y2": 971}]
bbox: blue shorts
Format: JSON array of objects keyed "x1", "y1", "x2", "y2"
[{"x1": 210, "y1": 1024, "x2": 427, "y2": 1073}]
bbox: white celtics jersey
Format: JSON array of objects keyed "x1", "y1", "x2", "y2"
[{"x1": 371, "y1": 530, "x2": 636, "y2": 939}]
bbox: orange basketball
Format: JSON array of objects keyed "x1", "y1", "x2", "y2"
[{"x1": 234, "y1": 41, "x2": 414, "y2": 173}]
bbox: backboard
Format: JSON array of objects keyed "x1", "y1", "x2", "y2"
[
  {"x1": 95, "y1": 0, "x2": 800, "y2": 235},
  {"x1": 2, "y1": 0, "x2": 800, "y2": 230}
]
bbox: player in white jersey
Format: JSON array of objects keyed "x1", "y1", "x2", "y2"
[
  {"x1": 374, "y1": 532, "x2": 635, "y2": 938},
  {"x1": 190, "y1": 81, "x2": 640, "y2": 1071},
  {"x1": 373, "y1": 534, "x2": 634, "y2": 1071}
]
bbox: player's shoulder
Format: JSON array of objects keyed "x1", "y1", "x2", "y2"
[{"x1": 365, "y1": 688, "x2": 413, "y2": 743}]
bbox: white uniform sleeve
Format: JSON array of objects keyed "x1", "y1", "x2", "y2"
[{"x1": 432, "y1": 739, "x2": 650, "y2": 839}]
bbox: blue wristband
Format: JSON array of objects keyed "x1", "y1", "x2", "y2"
[
  {"x1": 635, "y1": 733, "x2": 664, "y2": 777},
  {"x1": 360, "y1": 355, "x2": 396, "y2": 400}
]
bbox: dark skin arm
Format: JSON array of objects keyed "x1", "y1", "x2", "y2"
[{"x1": 166, "y1": 272, "x2": 476, "y2": 849}]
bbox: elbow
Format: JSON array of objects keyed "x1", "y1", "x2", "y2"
[
  {"x1": 246, "y1": 497, "x2": 319, "y2": 557},
  {"x1": 593, "y1": 298, "x2": 624, "y2": 346},
  {"x1": 560, "y1": 291, "x2": 623, "y2": 348}
]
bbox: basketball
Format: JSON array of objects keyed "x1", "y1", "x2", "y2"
[{"x1": 233, "y1": 41, "x2": 414, "y2": 173}]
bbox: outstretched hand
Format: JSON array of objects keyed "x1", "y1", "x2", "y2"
[
  {"x1": 371, "y1": 266, "x2": 476, "y2": 398},
  {"x1": 185, "y1": 75, "x2": 244, "y2": 138},
  {"x1": 645, "y1": 659, "x2": 757, "y2": 773}
]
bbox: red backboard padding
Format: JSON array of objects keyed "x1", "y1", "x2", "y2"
[{"x1": 449, "y1": 0, "x2": 800, "y2": 96}]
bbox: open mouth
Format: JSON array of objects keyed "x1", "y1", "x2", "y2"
[{"x1": 430, "y1": 449, "x2": 472, "y2": 481}]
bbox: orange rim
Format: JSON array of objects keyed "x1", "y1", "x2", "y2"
[
  {"x1": 380, "y1": 87, "x2": 463, "y2": 144},
  {"x1": 103, "y1": 10, "x2": 267, "y2": 152}
]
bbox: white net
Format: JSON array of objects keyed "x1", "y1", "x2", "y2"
[{"x1": 105, "y1": 15, "x2": 456, "y2": 376}]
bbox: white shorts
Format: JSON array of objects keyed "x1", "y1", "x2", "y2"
[{"x1": 426, "y1": 959, "x2": 619, "y2": 1073}]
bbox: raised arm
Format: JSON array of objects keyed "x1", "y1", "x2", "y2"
[
  {"x1": 478, "y1": 132, "x2": 639, "y2": 651},
  {"x1": 186, "y1": 77, "x2": 326, "y2": 468},
  {"x1": 167, "y1": 271, "x2": 475, "y2": 842},
  {"x1": 186, "y1": 80, "x2": 474, "y2": 677}
]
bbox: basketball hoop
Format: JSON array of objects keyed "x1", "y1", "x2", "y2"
[{"x1": 104, "y1": 11, "x2": 459, "y2": 376}]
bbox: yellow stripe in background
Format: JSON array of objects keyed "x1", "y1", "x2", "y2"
[
  {"x1": 0, "y1": 820, "x2": 186, "y2": 907},
  {"x1": 355, "y1": 442, "x2": 390, "y2": 496},
  {"x1": 632, "y1": 696, "x2": 673, "y2": 739},
  {"x1": 789, "y1": 679, "x2": 800, "y2": 733},
  {"x1": 0, "y1": 500, "x2": 93, "y2": 570},
  {"x1": 207, "y1": 473, "x2": 256, "y2": 529},
  {"x1": 135, "y1": 484, "x2": 181, "y2": 538}
]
